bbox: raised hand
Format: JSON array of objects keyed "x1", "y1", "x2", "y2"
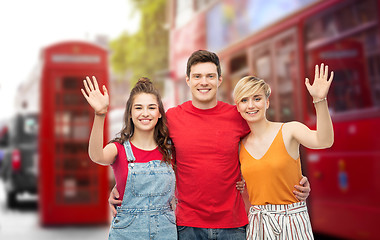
[
  {"x1": 81, "y1": 76, "x2": 109, "y2": 115},
  {"x1": 305, "y1": 63, "x2": 334, "y2": 102}
]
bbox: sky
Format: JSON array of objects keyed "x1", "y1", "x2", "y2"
[{"x1": 0, "y1": 0, "x2": 139, "y2": 119}]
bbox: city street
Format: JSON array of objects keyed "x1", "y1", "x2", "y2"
[
  {"x1": 0, "y1": 180, "x2": 110, "y2": 240},
  {"x1": 0, "y1": 180, "x2": 344, "y2": 240}
]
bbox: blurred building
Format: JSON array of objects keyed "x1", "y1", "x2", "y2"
[
  {"x1": 15, "y1": 62, "x2": 42, "y2": 115},
  {"x1": 168, "y1": 0, "x2": 380, "y2": 239}
]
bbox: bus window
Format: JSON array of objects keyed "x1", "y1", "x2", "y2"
[
  {"x1": 252, "y1": 44, "x2": 276, "y2": 121},
  {"x1": 227, "y1": 53, "x2": 248, "y2": 104},
  {"x1": 305, "y1": 0, "x2": 379, "y2": 116},
  {"x1": 305, "y1": 0, "x2": 378, "y2": 45},
  {"x1": 251, "y1": 29, "x2": 299, "y2": 121},
  {"x1": 330, "y1": 69, "x2": 365, "y2": 112},
  {"x1": 369, "y1": 53, "x2": 380, "y2": 106},
  {"x1": 273, "y1": 31, "x2": 299, "y2": 121}
]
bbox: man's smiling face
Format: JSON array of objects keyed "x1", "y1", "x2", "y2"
[{"x1": 186, "y1": 62, "x2": 222, "y2": 109}]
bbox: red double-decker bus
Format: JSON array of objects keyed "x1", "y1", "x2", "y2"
[
  {"x1": 169, "y1": 0, "x2": 380, "y2": 239},
  {"x1": 17, "y1": 41, "x2": 110, "y2": 225}
]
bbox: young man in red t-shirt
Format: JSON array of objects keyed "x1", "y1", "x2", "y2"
[{"x1": 109, "y1": 50, "x2": 310, "y2": 239}]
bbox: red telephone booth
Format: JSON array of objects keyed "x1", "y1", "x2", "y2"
[{"x1": 39, "y1": 41, "x2": 109, "y2": 225}]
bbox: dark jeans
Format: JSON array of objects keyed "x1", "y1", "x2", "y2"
[{"x1": 177, "y1": 225, "x2": 246, "y2": 240}]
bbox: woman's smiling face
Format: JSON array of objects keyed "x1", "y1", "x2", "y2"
[{"x1": 131, "y1": 93, "x2": 161, "y2": 133}]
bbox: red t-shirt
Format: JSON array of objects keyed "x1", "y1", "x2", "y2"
[
  {"x1": 166, "y1": 101, "x2": 250, "y2": 228},
  {"x1": 111, "y1": 141, "x2": 163, "y2": 202}
]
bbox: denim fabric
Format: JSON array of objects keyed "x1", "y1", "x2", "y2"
[
  {"x1": 177, "y1": 226, "x2": 246, "y2": 240},
  {"x1": 108, "y1": 141, "x2": 176, "y2": 240}
]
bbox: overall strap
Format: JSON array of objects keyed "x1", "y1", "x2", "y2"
[{"x1": 123, "y1": 141, "x2": 135, "y2": 162}]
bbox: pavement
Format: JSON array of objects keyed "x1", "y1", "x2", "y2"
[
  {"x1": 0, "y1": 180, "x2": 344, "y2": 240},
  {"x1": 0, "y1": 180, "x2": 110, "y2": 240}
]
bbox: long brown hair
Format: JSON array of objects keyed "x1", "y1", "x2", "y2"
[{"x1": 112, "y1": 77, "x2": 173, "y2": 163}]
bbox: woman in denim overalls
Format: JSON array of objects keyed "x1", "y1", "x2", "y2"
[{"x1": 81, "y1": 76, "x2": 176, "y2": 239}]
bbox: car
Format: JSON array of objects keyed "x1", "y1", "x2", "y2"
[{"x1": 0, "y1": 114, "x2": 38, "y2": 208}]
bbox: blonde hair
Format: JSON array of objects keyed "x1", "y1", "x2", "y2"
[{"x1": 233, "y1": 76, "x2": 271, "y2": 103}]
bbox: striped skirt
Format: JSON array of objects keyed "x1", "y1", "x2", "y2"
[{"x1": 246, "y1": 201, "x2": 314, "y2": 240}]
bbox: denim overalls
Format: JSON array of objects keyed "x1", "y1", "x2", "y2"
[{"x1": 108, "y1": 141, "x2": 177, "y2": 240}]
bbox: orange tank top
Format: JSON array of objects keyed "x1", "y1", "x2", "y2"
[{"x1": 240, "y1": 124, "x2": 302, "y2": 205}]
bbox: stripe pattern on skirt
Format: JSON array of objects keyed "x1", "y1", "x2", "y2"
[{"x1": 246, "y1": 201, "x2": 314, "y2": 240}]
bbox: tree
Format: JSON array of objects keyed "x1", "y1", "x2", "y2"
[{"x1": 110, "y1": 0, "x2": 169, "y2": 85}]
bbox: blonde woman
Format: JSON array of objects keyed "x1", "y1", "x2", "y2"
[{"x1": 234, "y1": 64, "x2": 333, "y2": 239}]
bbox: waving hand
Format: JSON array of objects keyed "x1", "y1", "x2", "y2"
[
  {"x1": 81, "y1": 76, "x2": 109, "y2": 115},
  {"x1": 305, "y1": 63, "x2": 334, "y2": 101},
  {"x1": 290, "y1": 63, "x2": 334, "y2": 150}
]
